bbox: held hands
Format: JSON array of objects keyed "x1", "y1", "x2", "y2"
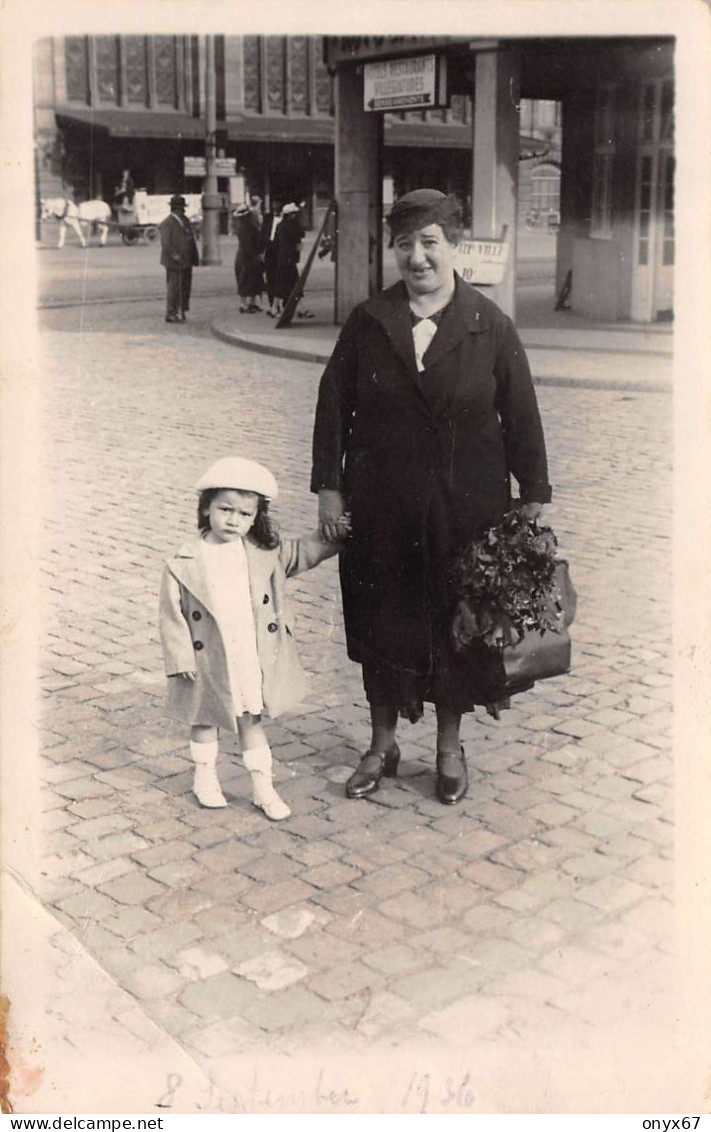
[{"x1": 318, "y1": 489, "x2": 350, "y2": 542}]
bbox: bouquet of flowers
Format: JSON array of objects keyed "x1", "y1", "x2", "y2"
[{"x1": 451, "y1": 509, "x2": 564, "y2": 652}]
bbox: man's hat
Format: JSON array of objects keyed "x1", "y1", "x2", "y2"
[
  {"x1": 386, "y1": 189, "x2": 462, "y2": 238},
  {"x1": 282, "y1": 202, "x2": 300, "y2": 215},
  {"x1": 194, "y1": 456, "x2": 278, "y2": 500},
  {"x1": 169, "y1": 194, "x2": 187, "y2": 209}
]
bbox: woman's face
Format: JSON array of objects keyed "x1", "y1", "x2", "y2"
[{"x1": 393, "y1": 223, "x2": 457, "y2": 299}]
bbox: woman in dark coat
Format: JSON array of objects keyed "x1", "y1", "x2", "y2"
[
  {"x1": 233, "y1": 204, "x2": 264, "y2": 312},
  {"x1": 311, "y1": 189, "x2": 552, "y2": 805},
  {"x1": 271, "y1": 203, "x2": 303, "y2": 313}
]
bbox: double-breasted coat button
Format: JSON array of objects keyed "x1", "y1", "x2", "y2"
[
  {"x1": 192, "y1": 611, "x2": 202, "y2": 621},
  {"x1": 193, "y1": 640, "x2": 204, "y2": 651},
  {"x1": 267, "y1": 622, "x2": 277, "y2": 633},
  {"x1": 262, "y1": 594, "x2": 270, "y2": 604}
]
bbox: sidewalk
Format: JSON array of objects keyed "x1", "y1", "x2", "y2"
[
  {"x1": 211, "y1": 309, "x2": 673, "y2": 393},
  {"x1": 2, "y1": 870, "x2": 233, "y2": 1114},
  {"x1": 211, "y1": 257, "x2": 673, "y2": 394}
]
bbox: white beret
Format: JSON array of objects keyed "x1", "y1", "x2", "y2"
[{"x1": 194, "y1": 456, "x2": 278, "y2": 500}]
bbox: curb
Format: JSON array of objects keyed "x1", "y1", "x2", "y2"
[
  {"x1": 211, "y1": 320, "x2": 673, "y2": 394},
  {"x1": 212, "y1": 320, "x2": 332, "y2": 366}
]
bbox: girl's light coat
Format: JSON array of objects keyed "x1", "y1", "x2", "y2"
[{"x1": 159, "y1": 532, "x2": 338, "y2": 731}]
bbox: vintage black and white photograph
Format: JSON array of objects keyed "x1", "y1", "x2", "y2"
[{"x1": 1, "y1": 0, "x2": 709, "y2": 1118}]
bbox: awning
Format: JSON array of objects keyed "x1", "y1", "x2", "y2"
[
  {"x1": 226, "y1": 116, "x2": 334, "y2": 145},
  {"x1": 56, "y1": 107, "x2": 206, "y2": 140},
  {"x1": 56, "y1": 106, "x2": 555, "y2": 159}
]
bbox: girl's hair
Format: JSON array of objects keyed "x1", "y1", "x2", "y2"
[{"x1": 197, "y1": 488, "x2": 280, "y2": 549}]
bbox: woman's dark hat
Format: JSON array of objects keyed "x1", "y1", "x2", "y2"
[
  {"x1": 169, "y1": 194, "x2": 187, "y2": 209},
  {"x1": 387, "y1": 189, "x2": 462, "y2": 237}
]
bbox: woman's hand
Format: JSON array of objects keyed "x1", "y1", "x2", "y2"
[
  {"x1": 318, "y1": 489, "x2": 346, "y2": 541},
  {"x1": 177, "y1": 671, "x2": 196, "y2": 681},
  {"x1": 518, "y1": 501, "x2": 545, "y2": 522}
]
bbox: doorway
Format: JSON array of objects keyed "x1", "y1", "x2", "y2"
[{"x1": 631, "y1": 78, "x2": 674, "y2": 322}]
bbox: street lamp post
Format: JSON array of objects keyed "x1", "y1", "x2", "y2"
[{"x1": 201, "y1": 35, "x2": 222, "y2": 266}]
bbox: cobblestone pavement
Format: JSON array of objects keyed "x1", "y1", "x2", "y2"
[{"x1": 4, "y1": 250, "x2": 690, "y2": 1112}]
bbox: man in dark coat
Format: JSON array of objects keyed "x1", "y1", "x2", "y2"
[
  {"x1": 311, "y1": 189, "x2": 552, "y2": 805},
  {"x1": 159, "y1": 194, "x2": 200, "y2": 323}
]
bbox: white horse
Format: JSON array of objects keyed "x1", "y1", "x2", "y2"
[{"x1": 40, "y1": 198, "x2": 112, "y2": 248}]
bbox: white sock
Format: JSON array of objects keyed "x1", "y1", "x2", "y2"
[
  {"x1": 242, "y1": 744, "x2": 290, "y2": 821},
  {"x1": 190, "y1": 740, "x2": 227, "y2": 808}
]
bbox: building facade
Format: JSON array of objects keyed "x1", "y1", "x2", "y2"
[
  {"x1": 34, "y1": 35, "x2": 558, "y2": 227},
  {"x1": 324, "y1": 35, "x2": 674, "y2": 323},
  {"x1": 33, "y1": 34, "x2": 672, "y2": 323}
]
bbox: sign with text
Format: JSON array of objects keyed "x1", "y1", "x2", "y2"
[
  {"x1": 364, "y1": 54, "x2": 447, "y2": 112},
  {"x1": 454, "y1": 236, "x2": 510, "y2": 286},
  {"x1": 183, "y1": 156, "x2": 237, "y2": 177}
]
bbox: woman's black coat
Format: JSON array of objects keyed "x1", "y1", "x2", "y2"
[
  {"x1": 234, "y1": 214, "x2": 264, "y2": 298},
  {"x1": 311, "y1": 275, "x2": 552, "y2": 690},
  {"x1": 272, "y1": 216, "x2": 302, "y2": 302}
]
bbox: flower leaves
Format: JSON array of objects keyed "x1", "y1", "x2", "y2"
[{"x1": 452, "y1": 509, "x2": 562, "y2": 649}]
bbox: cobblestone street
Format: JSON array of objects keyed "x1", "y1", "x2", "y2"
[{"x1": 3, "y1": 244, "x2": 693, "y2": 1113}]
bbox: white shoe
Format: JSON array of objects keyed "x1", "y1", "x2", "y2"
[
  {"x1": 193, "y1": 764, "x2": 227, "y2": 808},
  {"x1": 242, "y1": 745, "x2": 291, "y2": 821},
  {"x1": 190, "y1": 740, "x2": 227, "y2": 808}
]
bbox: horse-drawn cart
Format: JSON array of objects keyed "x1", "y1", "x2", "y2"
[{"x1": 115, "y1": 190, "x2": 202, "y2": 245}]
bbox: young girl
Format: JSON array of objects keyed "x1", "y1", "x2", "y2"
[{"x1": 159, "y1": 455, "x2": 343, "y2": 819}]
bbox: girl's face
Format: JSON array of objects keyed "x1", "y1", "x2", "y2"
[
  {"x1": 203, "y1": 489, "x2": 259, "y2": 543},
  {"x1": 393, "y1": 223, "x2": 457, "y2": 300}
]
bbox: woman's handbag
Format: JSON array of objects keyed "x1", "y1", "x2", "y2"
[
  {"x1": 452, "y1": 559, "x2": 578, "y2": 701},
  {"x1": 496, "y1": 559, "x2": 577, "y2": 693}
]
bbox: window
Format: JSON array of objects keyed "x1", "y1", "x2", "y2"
[
  {"x1": 590, "y1": 84, "x2": 615, "y2": 237},
  {"x1": 65, "y1": 37, "x2": 90, "y2": 102},
  {"x1": 530, "y1": 163, "x2": 561, "y2": 214}
]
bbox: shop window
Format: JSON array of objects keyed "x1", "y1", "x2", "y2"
[
  {"x1": 637, "y1": 154, "x2": 652, "y2": 265},
  {"x1": 660, "y1": 155, "x2": 675, "y2": 267},
  {"x1": 243, "y1": 37, "x2": 261, "y2": 112},
  {"x1": 530, "y1": 163, "x2": 561, "y2": 215},
  {"x1": 590, "y1": 84, "x2": 615, "y2": 238},
  {"x1": 154, "y1": 36, "x2": 178, "y2": 108},
  {"x1": 65, "y1": 37, "x2": 90, "y2": 103},
  {"x1": 124, "y1": 37, "x2": 149, "y2": 106},
  {"x1": 660, "y1": 81, "x2": 674, "y2": 143},
  {"x1": 265, "y1": 37, "x2": 287, "y2": 114},
  {"x1": 289, "y1": 37, "x2": 310, "y2": 114},
  {"x1": 95, "y1": 37, "x2": 120, "y2": 105}
]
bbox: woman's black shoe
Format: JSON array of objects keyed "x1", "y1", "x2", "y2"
[
  {"x1": 346, "y1": 744, "x2": 400, "y2": 799},
  {"x1": 436, "y1": 746, "x2": 468, "y2": 805}
]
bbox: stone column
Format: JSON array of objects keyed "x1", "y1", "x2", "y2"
[
  {"x1": 471, "y1": 48, "x2": 521, "y2": 318},
  {"x1": 334, "y1": 65, "x2": 382, "y2": 324}
]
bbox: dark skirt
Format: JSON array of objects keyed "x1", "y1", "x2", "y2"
[
  {"x1": 234, "y1": 255, "x2": 264, "y2": 298},
  {"x1": 360, "y1": 615, "x2": 508, "y2": 717}
]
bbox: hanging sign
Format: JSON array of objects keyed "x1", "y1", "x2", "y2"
[
  {"x1": 364, "y1": 54, "x2": 447, "y2": 112},
  {"x1": 454, "y1": 236, "x2": 510, "y2": 286},
  {"x1": 183, "y1": 156, "x2": 237, "y2": 177}
]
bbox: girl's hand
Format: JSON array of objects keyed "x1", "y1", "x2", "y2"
[{"x1": 318, "y1": 489, "x2": 346, "y2": 542}]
